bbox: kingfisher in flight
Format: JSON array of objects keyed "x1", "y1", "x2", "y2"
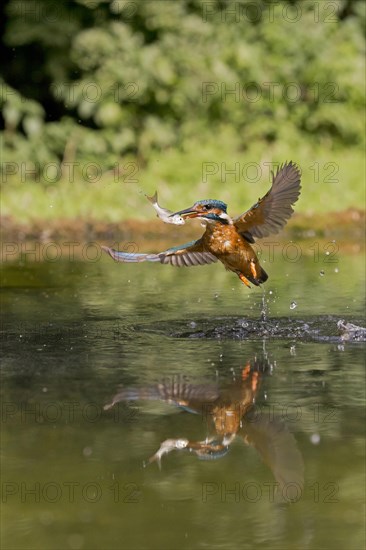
[{"x1": 102, "y1": 161, "x2": 301, "y2": 288}]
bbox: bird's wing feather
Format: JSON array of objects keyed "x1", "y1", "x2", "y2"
[
  {"x1": 240, "y1": 415, "x2": 304, "y2": 501},
  {"x1": 104, "y1": 376, "x2": 219, "y2": 411},
  {"x1": 234, "y1": 161, "x2": 301, "y2": 240},
  {"x1": 102, "y1": 239, "x2": 217, "y2": 267}
]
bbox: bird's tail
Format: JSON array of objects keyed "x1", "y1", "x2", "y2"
[{"x1": 102, "y1": 246, "x2": 160, "y2": 263}]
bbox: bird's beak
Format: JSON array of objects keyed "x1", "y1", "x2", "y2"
[{"x1": 170, "y1": 206, "x2": 200, "y2": 219}]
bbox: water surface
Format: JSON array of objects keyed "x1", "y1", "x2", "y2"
[{"x1": 1, "y1": 244, "x2": 365, "y2": 550}]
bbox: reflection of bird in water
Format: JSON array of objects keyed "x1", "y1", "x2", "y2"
[
  {"x1": 104, "y1": 359, "x2": 304, "y2": 501},
  {"x1": 103, "y1": 162, "x2": 301, "y2": 288}
]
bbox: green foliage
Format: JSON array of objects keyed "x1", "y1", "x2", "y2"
[{"x1": 1, "y1": 0, "x2": 365, "y2": 219}]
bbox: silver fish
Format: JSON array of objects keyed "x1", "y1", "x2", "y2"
[
  {"x1": 144, "y1": 438, "x2": 189, "y2": 469},
  {"x1": 146, "y1": 191, "x2": 185, "y2": 225}
]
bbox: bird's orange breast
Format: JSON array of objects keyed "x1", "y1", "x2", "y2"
[{"x1": 203, "y1": 224, "x2": 253, "y2": 259}]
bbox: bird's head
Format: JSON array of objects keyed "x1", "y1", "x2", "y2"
[{"x1": 171, "y1": 199, "x2": 231, "y2": 224}]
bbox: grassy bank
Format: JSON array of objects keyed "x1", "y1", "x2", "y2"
[{"x1": 2, "y1": 140, "x2": 365, "y2": 226}]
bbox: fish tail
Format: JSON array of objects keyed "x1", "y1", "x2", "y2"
[{"x1": 145, "y1": 190, "x2": 158, "y2": 204}]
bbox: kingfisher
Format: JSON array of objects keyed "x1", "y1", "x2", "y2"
[
  {"x1": 104, "y1": 361, "x2": 263, "y2": 465},
  {"x1": 104, "y1": 358, "x2": 304, "y2": 496},
  {"x1": 102, "y1": 161, "x2": 301, "y2": 288}
]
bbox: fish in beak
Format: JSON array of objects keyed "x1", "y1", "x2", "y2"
[{"x1": 170, "y1": 206, "x2": 201, "y2": 219}]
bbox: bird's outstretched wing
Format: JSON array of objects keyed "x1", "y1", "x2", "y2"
[
  {"x1": 102, "y1": 239, "x2": 218, "y2": 267},
  {"x1": 240, "y1": 414, "x2": 304, "y2": 502},
  {"x1": 104, "y1": 375, "x2": 219, "y2": 412},
  {"x1": 234, "y1": 161, "x2": 301, "y2": 242}
]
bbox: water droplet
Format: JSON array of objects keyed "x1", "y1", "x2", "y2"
[
  {"x1": 39, "y1": 511, "x2": 54, "y2": 526},
  {"x1": 83, "y1": 447, "x2": 92, "y2": 457},
  {"x1": 310, "y1": 434, "x2": 320, "y2": 445},
  {"x1": 190, "y1": 321, "x2": 196, "y2": 328},
  {"x1": 68, "y1": 534, "x2": 84, "y2": 550},
  {"x1": 320, "y1": 270, "x2": 325, "y2": 276},
  {"x1": 325, "y1": 251, "x2": 330, "y2": 256},
  {"x1": 214, "y1": 293, "x2": 219, "y2": 299},
  {"x1": 334, "y1": 267, "x2": 339, "y2": 273},
  {"x1": 49, "y1": 204, "x2": 53, "y2": 208},
  {"x1": 269, "y1": 290, "x2": 273, "y2": 295},
  {"x1": 290, "y1": 301, "x2": 297, "y2": 310}
]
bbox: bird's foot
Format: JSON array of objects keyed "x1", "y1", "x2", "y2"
[
  {"x1": 238, "y1": 273, "x2": 251, "y2": 288},
  {"x1": 251, "y1": 371, "x2": 259, "y2": 392},
  {"x1": 250, "y1": 259, "x2": 258, "y2": 279},
  {"x1": 241, "y1": 362, "x2": 251, "y2": 380}
]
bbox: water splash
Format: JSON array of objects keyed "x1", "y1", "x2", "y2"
[
  {"x1": 139, "y1": 315, "x2": 366, "y2": 342},
  {"x1": 260, "y1": 288, "x2": 268, "y2": 321}
]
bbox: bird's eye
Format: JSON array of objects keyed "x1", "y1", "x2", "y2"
[{"x1": 204, "y1": 204, "x2": 212, "y2": 210}]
